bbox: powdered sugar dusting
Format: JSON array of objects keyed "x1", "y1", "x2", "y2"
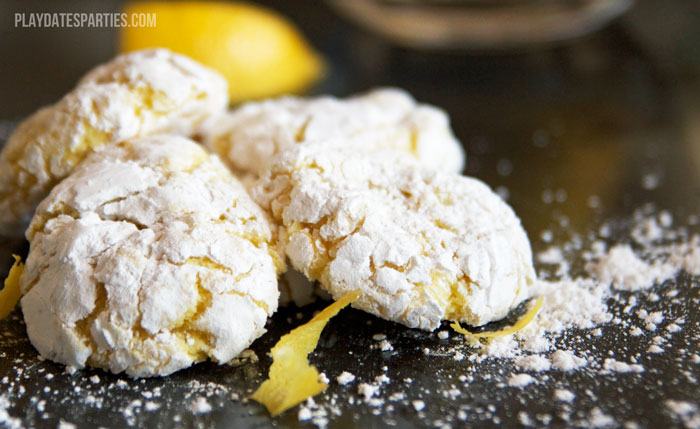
[{"x1": 0, "y1": 199, "x2": 697, "y2": 427}]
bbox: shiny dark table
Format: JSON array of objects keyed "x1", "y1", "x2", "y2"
[{"x1": 0, "y1": 0, "x2": 699, "y2": 427}]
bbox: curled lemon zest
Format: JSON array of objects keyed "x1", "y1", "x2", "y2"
[
  {"x1": 252, "y1": 290, "x2": 361, "y2": 416},
  {"x1": 451, "y1": 297, "x2": 544, "y2": 339},
  {"x1": 0, "y1": 255, "x2": 24, "y2": 320}
]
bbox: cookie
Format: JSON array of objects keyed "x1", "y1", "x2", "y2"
[
  {"x1": 202, "y1": 88, "x2": 464, "y2": 184},
  {"x1": 0, "y1": 49, "x2": 227, "y2": 236},
  {"x1": 20, "y1": 135, "x2": 281, "y2": 377},
  {"x1": 252, "y1": 143, "x2": 534, "y2": 331}
]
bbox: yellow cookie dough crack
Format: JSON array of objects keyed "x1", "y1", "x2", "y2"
[{"x1": 182, "y1": 257, "x2": 270, "y2": 313}]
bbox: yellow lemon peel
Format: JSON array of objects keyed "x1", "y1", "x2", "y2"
[
  {"x1": 451, "y1": 297, "x2": 544, "y2": 339},
  {"x1": 0, "y1": 255, "x2": 24, "y2": 320},
  {"x1": 120, "y1": 1, "x2": 325, "y2": 102},
  {"x1": 252, "y1": 290, "x2": 361, "y2": 416}
]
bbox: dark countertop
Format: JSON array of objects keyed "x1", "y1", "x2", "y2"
[{"x1": 0, "y1": 0, "x2": 699, "y2": 427}]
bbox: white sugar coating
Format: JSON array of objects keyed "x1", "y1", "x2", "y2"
[
  {"x1": 202, "y1": 87, "x2": 464, "y2": 183},
  {"x1": 507, "y1": 373, "x2": 534, "y2": 387},
  {"x1": 515, "y1": 355, "x2": 551, "y2": 372},
  {"x1": 553, "y1": 389, "x2": 575, "y2": 402},
  {"x1": 551, "y1": 350, "x2": 587, "y2": 371},
  {"x1": 0, "y1": 49, "x2": 227, "y2": 236},
  {"x1": 19, "y1": 136, "x2": 281, "y2": 377},
  {"x1": 253, "y1": 143, "x2": 534, "y2": 330}
]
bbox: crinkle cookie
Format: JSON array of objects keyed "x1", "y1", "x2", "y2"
[
  {"x1": 19, "y1": 135, "x2": 281, "y2": 377},
  {"x1": 252, "y1": 143, "x2": 534, "y2": 331},
  {"x1": 202, "y1": 88, "x2": 464, "y2": 183},
  {"x1": 0, "y1": 49, "x2": 228, "y2": 236}
]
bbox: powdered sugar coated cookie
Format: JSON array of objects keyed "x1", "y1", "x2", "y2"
[
  {"x1": 20, "y1": 135, "x2": 280, "y2": 377},
  {"x1": 203, "y1": 88, "x2": 464, "y2": 184},
  {"x1": 0, "y1": 49, "x2": 227, "y2": 236},
  {"x1": 252, "y1": 143, "x2": 534, "y2": 331}
]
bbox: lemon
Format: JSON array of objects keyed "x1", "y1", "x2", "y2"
[{"x1": 120, "y1": 2, "x2": 325, "y2": 103}]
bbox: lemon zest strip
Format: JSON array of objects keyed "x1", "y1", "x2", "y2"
[
  {"x1": 0, "y1": 255, "x2": 24, "y2": 320},
  {"x1": 451, "y1": 297, "x2": 544, "y2": 339},
  {"x1": 251, "y1": 290, "x2": 361, "y2": 416}
]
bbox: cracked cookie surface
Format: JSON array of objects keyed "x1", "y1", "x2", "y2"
[
  {"x1": 202, "y1": 88, "x2": 464, "y2": 184},
  {"x1": 20, "y1": 135, "x2": 281, "y2": 377},
  {"x1": 252, "y1": 143, "x2": 534, "y2": 331},
  {"x1": 0, "y1": 49, "x2": 228, "y2": 236}
]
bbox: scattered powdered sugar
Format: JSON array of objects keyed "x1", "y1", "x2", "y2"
[
  {"x1": 188, "y1": 397, "x2": 212, "y2": 415},
  {"x1": 602, "y1": 359, "x2": 645, "y2": 374},
  {"x1": 507, "y1": 374, "x2": 535, "y2": 387},
  {"x1": 337, "y1": 372, "x2": 356, "y2": 386},
  {"x1": 527, "y1": 277, "x2": 611, "y2": 333},
  {"x1": 665, "y1": 400, "x2": 700, "y2": 429},
  {"x1": 379, "y1": 340, "x2": 393, "y2": 352},
  {"x1": 588, "y1": 407, "x2": 616, "y2": 428},
  {"x1": 590, "y1": 244, "x2": 677, "y2": 291},
  {"x1": 515, "y1": 355, "x2": 551, "y2": 372},
  {"x1": 0, "y1": 395, "x2": 22, "y2": 429},
  {"x1": 57, "y1": 421, "x2": 76, "y2": 429},
  {"x1": 412, "y1": 400, "x2": 426, "y2": 412},
  {"x1": 553, "y1": 389, "x2": 575, "y2": 403},
  {"x1": 0, "y1": 205, "x2": 697, "y2": 428},
  {"x1": 476, "y1": 208, "x2": 699, "y2": 370},
  {"x1": 357, "y1": 383, "x2": 380, "y2": 402},
  {"x1": 551, "y1": 350, "x2": 588, "y2": 371}
]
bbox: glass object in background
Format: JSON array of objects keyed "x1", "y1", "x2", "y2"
[{"x1": 328, "y1": 0, "x2": 634, "y2": 50}]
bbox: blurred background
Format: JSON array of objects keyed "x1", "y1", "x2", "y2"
[{"x1": 0, "y1": 0, "x2": 699, "y2": 240}]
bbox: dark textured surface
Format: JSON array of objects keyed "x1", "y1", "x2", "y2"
[{"x1": 0, "y1": 0, "x2": 699, "y2": 427}]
